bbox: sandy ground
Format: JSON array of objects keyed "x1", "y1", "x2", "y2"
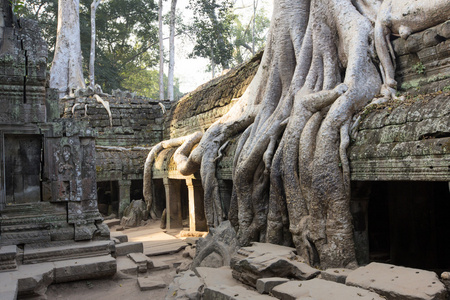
[{"x1": 44, "y1": 221, "x2": 191, "y2": 300}]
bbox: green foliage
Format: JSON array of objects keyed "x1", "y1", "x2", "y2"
[
  {"x1": 231, "y1": 5, "x2": 270, "y2": 65},
  {"x1": 121, "y1": 66, "x2": 183, "y2": 100},
  {"x1": 19, "y1": 0, "x2": 168, "y2": 94},
  {"x1": 412, "y1": 62, "x2": 425, "y2": 74},
  {"x1": 188, "y1": 0, "x2": 235, "y2": 71}
]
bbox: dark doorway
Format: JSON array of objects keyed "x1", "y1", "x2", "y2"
[
  {"x1": 367, "y1": 181, "x2": 450, "y2": 271},
  {"x1": 4, "y1": 134, "x2": 42, "y2": 204},
  {"x1": 130, "y1": 179, "x2": 143, "y2": 201},
  {"x1": 153, "y1": 179, "x2": 166, "y2": 218},
  {"x1": 180, "y1": 180, "x2": 189, "y2": 222},
  {"x1": 97, "y1": 181, "x2": 119, "y2": 216}
]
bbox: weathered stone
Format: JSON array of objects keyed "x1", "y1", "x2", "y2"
[
  {"x1": 115, "y1": 242, "x2": 144, "y2": 256},
  {"x1": 320, "y1": 268, "x2": 353, "y2": 284},
  {"x1": 192, "y1": 221, "x2": 239, "y2": 269},
  {"x1": 137, "y1": 277, "x2": 166, "y2": 291},
  {"x1": 127, "y1": 252, "x2": 154, "y2": 269},
  {"x1": 53, "y1": 255, "x2": 117, "y2": 283},
  {"x1": 231, "y1": 243, "x2": 320, "y2": 287},
  {"x1": 272, "y1": 278, "x2": 384, "y2": 300},
  {"x1": 23, "y1": 240, "x2": 114, "y2": 264},
  {"x1": 346, "y1": 262, "x2": 446, "y2": 300},
  {"x1": 204, "y1": 285, "x2": 276, "y2": 300},
  {"x1": 16, "y1": 263, "x2": 54, "y2": 297},
  {"x1": 151, "y1": 260, "x2": 171, "y2": 271},
  {"x1": 0, "y1": 245, "x2": 17, "y2": 271},
  {"x1": 116, "y1": 256, "x2": 138, "y2": 275},
  {"x1": 166, "y1": 270, "x2": 203, "y2": 300},
  {"x1": 120, "y1": 199, "x2": 147, "y2": 227},
  {"x1": 256, "y1": 277, "x2": 290, "y2": 294}
]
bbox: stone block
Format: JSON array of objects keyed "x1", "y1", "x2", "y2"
[
  {"x1": 128, "y1": 252, "x2": 153, "y2": 272},
  {"x1": 116, "y1": 256, "x2": 138, "y2": 275},
  {"x1": 346, "y1": 262, "x2": 446, "y2": 300},
  {"x1": 151, "y1": 260, "x2": 170, "y2": 271},
  {"x1": 0, "y1": 245, "x2": 17, "y2": 271},
  {"x1": 204, "y1": 286, "x2": 275, "y2": 299},
  {"x1": 272, "y1": 279, "x2": 383, "y2": 300},
  {"x1": 231, "y1": 243, "x2": 320, "y2": 287},
  {"x1": 53, "y1": 255, "x2": 116, "y2": 283},
  {"x1": 115, "y1": 242, "x2": 144, "y2": 256},
  {"x1": 110, "y1": 232, "x2": 128, "y2": 243},
  {"x1": 137, "y1": 277, "x2": 166, "y2": 291},
  {"x1": 256, "y1": 277, "x2": 289, "y2": 294},
  {"x1": 16, "y1": 263, "x2": 54, "y2": 297},
  {"x1": 196, "y1": 266, "x2": 240, "y2": 288},
  {"x1": 0, "y1": 276, "x2": 17, "y2": 300},
  {"x1": 320, "y1": 268, "x2": 353, "y2": 284},
  {"x1": 166, "y1": 270, "x2": 203, "y2": 300}
]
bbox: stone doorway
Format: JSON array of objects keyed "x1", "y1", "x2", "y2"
[
  {"x1": 97, "y1": 181, "x2": 119, "y2": 216},
  {"x1": 359, "y1": 181, "x2": 450, "y2": 271},
  {"x1": 4, "y1": 134, "x2": 43, "y2": 205}
]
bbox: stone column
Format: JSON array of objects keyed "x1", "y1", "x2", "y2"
[
  {"x1": 163, "y1": 178, "x2": 182, "y2": 229},
  {"x1": 186, "y1": 178, "x2": 207, "y2": 232},
  {"x1": 118, "y1": 180, "x2": 131, "y2": 218}
]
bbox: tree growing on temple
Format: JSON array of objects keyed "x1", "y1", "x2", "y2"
[
  {"x1": 144, "y1": 0, "x2": 450, "y2": 269},
  {"x1": 50, "y1": 0, "x2": 85, "y2": 97}
]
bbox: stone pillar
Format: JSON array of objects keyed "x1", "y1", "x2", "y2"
[
  {"x1": 186, "y1": 178, "x2": 207, "y2": 232},
  {"x1": 118, "y1": 180, "x2": 131, "y2": 219},
  {"x1": 163, "y1": 178, "x2": 182, "y2": 229}
]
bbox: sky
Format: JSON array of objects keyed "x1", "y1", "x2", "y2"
[{"x1": 165, "y1": 0, "x2": 273, "y2": 93}]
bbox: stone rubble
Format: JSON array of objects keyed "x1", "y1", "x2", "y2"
[{"x1": 165, "y1": 242, "x2": 450, "y2": 300}]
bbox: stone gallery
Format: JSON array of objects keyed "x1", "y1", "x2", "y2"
[{"x1": 0, "y1": 0, "x2": 449, "y2": 299}]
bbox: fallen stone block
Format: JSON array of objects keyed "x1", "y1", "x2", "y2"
[
  {"x1": 204, "y1": 285, "x2": 276, "y2": 299},
  {"x1": 166, "y1": 270, "x2": 203, "y2": 300},
  {"x1": 320, "y1": 268, "x2": 353, "y2": 284},
  {"x1": 137, "y1": 277, "x2": 166, "y2": 291},
  {"x1": 151, "y1": 260, "x2": 170, "y2": 271},
  {"x1": 256, "y1": 277, "x2": 289, "y2": 294},
  {"x1": 115, "y1": 242, "x2": 143, "y2": 256},
  {"x1": 104, "y1": 219, "x2": 121, "y2": 228},
  {"x1": 231, "y1": 243, "x2": 319, "y2": 287},
  {"x1": 346, "y1": 262, "x2": 446, "y2": 300},
  {"x1": 16, "y1": 263, "x2": 54, "y2": 297},
  {"x1": 53, "y1": 255, "x2": 116, "y2": 283},
  {"x1": 272, "y1": 278, "x2": 384, "y2": 300},
  {"x1": 110, "y1": 232, "x2": 128, "y2": 243},
  {"x1": 128, "y1": 252, "x2": 154, "y2": 272},
  {"x1": 117, "y1": 256, "x2": 138, "y2": 275},
  {"x1": 196, "y1": 266, "x2": 241, "y2": 288}
]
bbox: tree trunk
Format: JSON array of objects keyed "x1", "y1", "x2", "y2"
[
  {"x1": 145, "y1": 0, "x2": 447, "y2": 269},
  {"x1": 158, "y1": 0, "x2": 164, "y2": 101},
  {"x1": 168, "y1": 0, "x2": 177, "y2": 101},
  {"x1": 50, "y1": 0, "x2": 85, "y2": 98},
  {"x1": 89, "y1": 0, "x2": 101, "y2": 89}
]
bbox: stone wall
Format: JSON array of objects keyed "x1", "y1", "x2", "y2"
[
  {"x1": 163, "y1": 51, "x2": 262, "y2": 139},
  {"x1": 394, "y1": 20, "x2": 450, "y2": 94}
]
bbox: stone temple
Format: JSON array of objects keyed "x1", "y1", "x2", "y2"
[{"x1": 0, "y1": 1, "x2": 449, "y2": 299}]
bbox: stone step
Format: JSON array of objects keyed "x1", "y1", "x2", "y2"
[
  {"x1": 116, "y1": 256, "x2": 138, "y2": 275},
  {"x1": 115, "y1": 242, "x2": 144, "y2": 256},
  {"x1": 137, "y1": 277, "x2": 166, "y2": 291},
  {"x1": 0, "y1": 245, "x2": 18, "y2": 271},
  {"x1": 151, "y1": 260, "x2": 170, "y2": 271},
  {"x1": 23, "y1": 240, "x2": 114, "y2": 264},
  {"x1": 0, "y1": 255, "x2": 116, "y2": 299},
  {"x1": 128, "y1": 252, "x2": 153, "y2": 272},
  {"x1": 53, "y1": 255, "x2": 116, "y2": 283}
]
